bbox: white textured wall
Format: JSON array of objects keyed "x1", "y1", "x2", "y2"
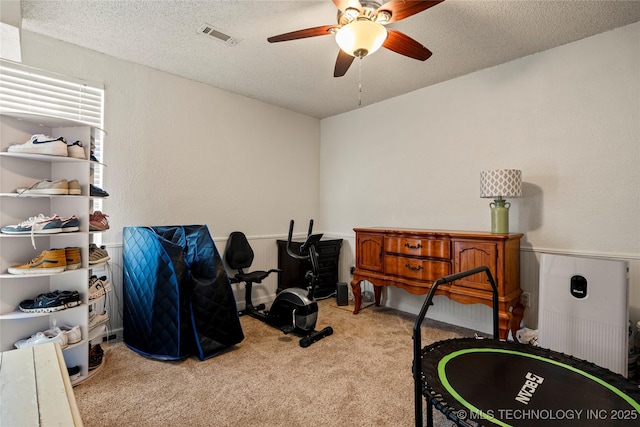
[
  {"x1": 19, "y1": 31, "x2": 321, "y2": 242},
  {"x1": 15, "y1": 23, "x2": 640, "y2": 334},
  {"x1": 320, "y1": 23, "x2": 640, "y2": 328}
]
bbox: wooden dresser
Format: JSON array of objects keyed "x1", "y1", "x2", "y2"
[{"x1": 351, "y1": 228, "x2": 523, "y2": 339}]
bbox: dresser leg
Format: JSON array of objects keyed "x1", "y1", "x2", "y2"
[
  {"x1": 509, "y1": 302, "x2": 525, "y2": 340},
  {"x1": 499, "y1": 310, "x2": 512, "y2": 340},
  {"x1": 374, "y1": 285, "x2": 382, "y2": 307},
  {"x1": 497, "y1": 299, "x2": 524, "y2": 340},
  {"x1": 351, "y1": 279, "x2": 362, "y2": 314}
]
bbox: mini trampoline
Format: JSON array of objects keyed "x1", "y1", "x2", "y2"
[{"x1": 413, "y1": 267, "x2": 640, "y2": 427}]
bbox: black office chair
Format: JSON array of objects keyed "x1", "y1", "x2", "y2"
[{"x1": 224, "y1": 231, "x2": 281, "y2": 316}]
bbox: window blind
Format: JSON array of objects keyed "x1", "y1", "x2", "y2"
[{"x1": 0, "y1": 59, "x2": 103, "y2": 126}]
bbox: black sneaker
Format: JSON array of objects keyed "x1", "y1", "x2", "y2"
[
  {"x1": 18, "y1": 290, "x2": 81, "y2": 313},
  {"x1": 90, "y1": 184, "x2": 109, "y2": 197},
  {"x1": 67, "y1": 365, "x2": 81, "y2": 381},
  {"x1": 19, "y1": 292, "x2": 67, "y2": 313},
  {"x1": 89, "y1": 344, "x2": 104, "y2": 370},
  {"x1": 55, "y1": 290, "x2": 81, "y2": 308}
]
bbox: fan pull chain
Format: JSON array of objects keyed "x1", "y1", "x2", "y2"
[{"x1": 358, "y1": 58, "x2": 363, "y2": 107}]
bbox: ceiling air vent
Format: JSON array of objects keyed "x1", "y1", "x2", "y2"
[{"x1": 197, "y1": 23, "x2": 240, "y2": 47}]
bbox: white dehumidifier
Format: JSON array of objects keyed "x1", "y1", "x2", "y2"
[{"x1": 538, "y1": 253, "x2": 629, "y2": 376}]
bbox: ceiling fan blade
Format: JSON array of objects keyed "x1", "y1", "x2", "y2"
[
  {"x1": 383, "y1": 29, "x2": 432, "y2": 61},
  {"x1": 333, "y1": 0, "x2": 362, "y2": 12},
  {"x1": 378, "y1": 0, "x2": 445, "y2": 24},
  {"x1": 334, "y1": 50, "x2": 356, "y2": 77},
  {"x1": 267, "y1": 25, "x2": 338, "y2": 43}
]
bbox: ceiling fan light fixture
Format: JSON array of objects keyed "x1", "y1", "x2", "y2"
[{"x1": 335, "y1": 20, "x2": 387, "y2": 58}]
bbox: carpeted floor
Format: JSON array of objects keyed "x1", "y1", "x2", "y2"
[{"x1": 74, "y1": 298, "x2": 478, "y2": 426}]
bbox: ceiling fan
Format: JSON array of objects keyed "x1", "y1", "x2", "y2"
[{"x1": 267, "y1": 0, "x2": 445, "y2": 77}]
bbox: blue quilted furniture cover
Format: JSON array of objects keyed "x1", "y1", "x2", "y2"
[{"x1": 123, "y1": 225, "x2": 244, "y2": 360}]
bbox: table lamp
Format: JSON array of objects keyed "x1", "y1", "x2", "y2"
[{"x1": 480, "y1": 169, "x2": 522, "y2": 234}]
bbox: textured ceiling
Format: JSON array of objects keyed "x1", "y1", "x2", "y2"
[{"x1": 20, "y1": 0, "x2": 640, "y2": 119}]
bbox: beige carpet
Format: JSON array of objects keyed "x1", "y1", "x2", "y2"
[{"x1": 74, "y1": 299, "x2": 478, "y2": 426}]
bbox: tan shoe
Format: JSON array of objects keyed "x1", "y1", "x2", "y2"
[
  {"x1": 64, "y1": 247, "x2": 82, "y2": 270},
  {"x1": 16, "y1": 179, "x2": 69, "y2": 195},
  {"x1": 8, "y1": 249, "x2": 67, "y2": 274},
  {"x1": 68, "y1": 179, "x2": 81, "y2": 195},
  {"x1": 67, "y1": 140, "x2": 86, "y2": 159}
]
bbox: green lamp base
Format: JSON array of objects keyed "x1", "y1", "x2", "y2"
[{"x1": 489, "y1": 199, "x2": 511, "y2": 234}]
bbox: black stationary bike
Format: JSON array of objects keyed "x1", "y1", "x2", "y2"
[{"x1": 225, "y1": 219, "x2": 333, "y2": 348}]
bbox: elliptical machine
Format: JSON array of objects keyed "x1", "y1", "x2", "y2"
[{"x1": 225, "y1": 219, "x2": 333, "y2": 348}]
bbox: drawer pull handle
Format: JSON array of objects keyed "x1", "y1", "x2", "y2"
[
  {"x1": 404, "y1": 242, "x2": 422, "y2": 249},
  {"x1": 405, "y1": 263, "x2": 423, "y2": 272}
]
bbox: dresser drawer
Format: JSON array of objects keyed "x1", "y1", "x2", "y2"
[
  {"x1": 385, "y1": 236, "x2": 450, "y2": 259},
  {"x1": 384, "y1": 255, "x2": 451, "y2": 281}
]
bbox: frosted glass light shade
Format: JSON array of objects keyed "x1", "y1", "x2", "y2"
[{"x1": 335, "y1": 21, "x2": 387, "y2": 58}]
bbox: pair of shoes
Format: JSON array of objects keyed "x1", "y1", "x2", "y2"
[
  {"x1": 89, "y1": 275, "x2": 112, "y2": 300},
  {"x1": 67, "y1": 140, "x2": 85, "y2": 159},
  {"x1": 14, "y1": 323, "x2": 82, "y2": 349},
  {"x1": 8, "y1": 248, "x2": 67, "y2": 274},
  {"x1": 89, "y1": 343, "x2": 104, "y2": 370},
  {"x1": 15, "y1": 179, "x2": 81, "y2": 195},
  {"x1": 89, "y1": 211, "x2": 110, "y2": 231},
  {"x1": 90, "y1": 184, "x2": 109, "y2": 197},
  {"x1": 14, "y1": 327, "x2": 68, "y2": 349},
  {"x1": 8, "y1": 134, "x2": 68, "y2": 157},
  {"x1": 89, "y1": 310, "x2": 109, "y2": 330},
  {"x1": 88, "y1": 243, "x2": 110, "y2": 264},
  {"x1": 18, "y1": 290, "x2": 81, "y2": 313}
]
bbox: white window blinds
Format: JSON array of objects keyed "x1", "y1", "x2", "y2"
[{"x1": 0, "y1": 59, "x2": 104, "y2": 127}]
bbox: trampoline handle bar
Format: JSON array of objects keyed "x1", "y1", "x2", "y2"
[
  {"x1": 412, "y1": 266, "x2": 498, "y2": 339},
  {"x1": 412, "y1": 266, "x2": 499, "y2": 427}
]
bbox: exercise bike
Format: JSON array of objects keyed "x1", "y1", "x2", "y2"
[{"x1": 224, "y1": 219, "x2": 333, "y2": 348}]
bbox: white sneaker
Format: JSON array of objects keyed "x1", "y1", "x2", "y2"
[
  {"x1": 8, "y1": 134, "x2": 69, "y2": 157},
  {"x1": 59, "y1": 325, "x2": 82, "y2": 345},
  {"x1": 89, "y1": 311, "x2": 109, "y2": 330},
  {"x1": 15, "y1": 327, "x2": 68, "y2": 349},
  {"x1": 88, "y1": 275, "x2": 112, "y2": 300}
]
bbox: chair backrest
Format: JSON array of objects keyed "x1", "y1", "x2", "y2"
[{"x1": 224, "y1": 231, "x2": 254, "y2": 270}]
